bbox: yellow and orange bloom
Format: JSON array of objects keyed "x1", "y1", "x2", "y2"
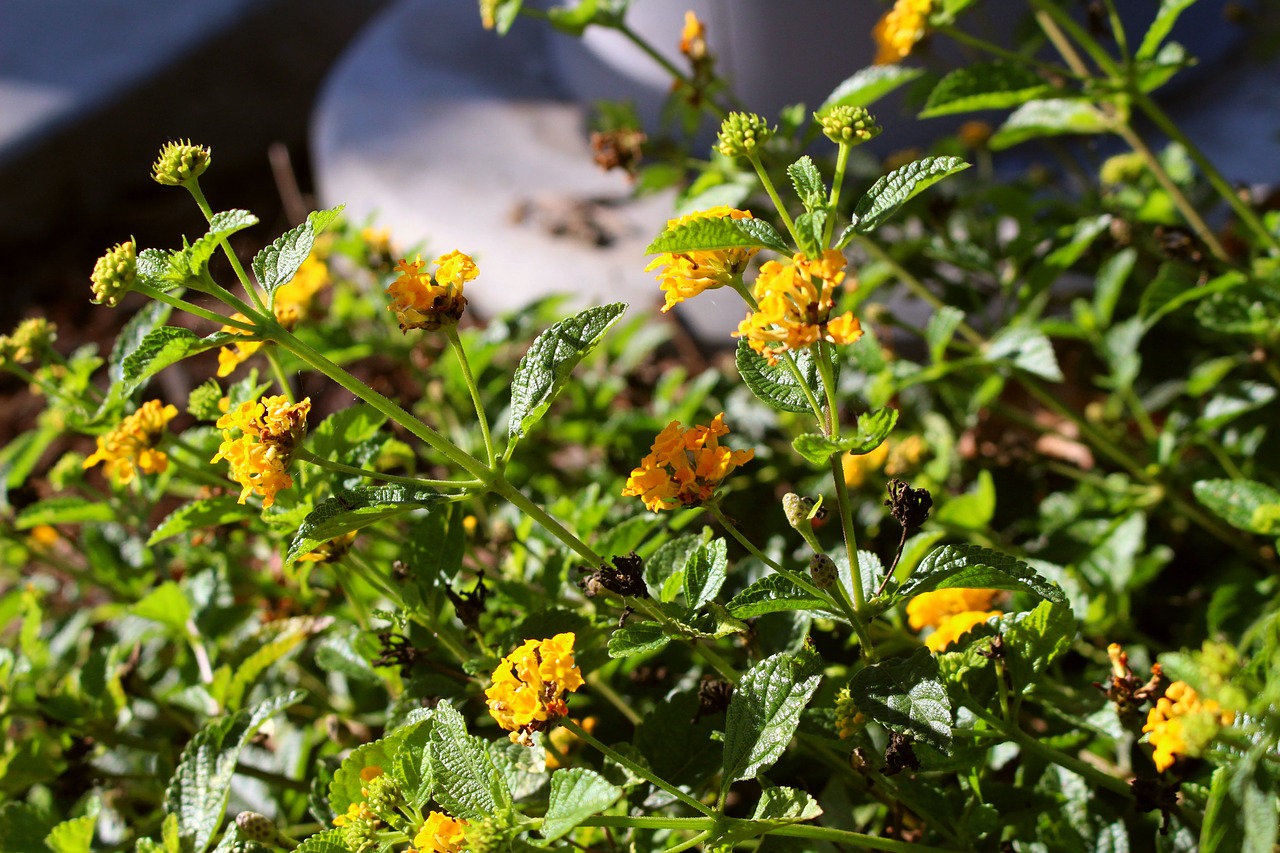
[
  {"x1": 386, "y1": 251, "x2": 476, "y2": 332},
  {"x1": 623, "y1": 413, "x2": 755, "y2": 512},
  {"x1": 486, "y1": 633, "x2": 585, "y2": 745},
  {"x1": 83, "y1": 399, "x2": 178, "y2": 484},
  {"x1": 679, "y1": 11, "x2": 708, "y2": 62},
  {"x1": 332, "y1": 801, "x2": 375, "y2": 828},
  {"x1": 735, "y1": 250, "x2": 862, "y2": 365},
  {"x1": 873, "y1": 0, "x2": 932, "y2": 65},
  {"x1": 1143, "y1": 681, "x2": 1235, "y2": 772},
  {"x1": 211, "y1": 395, "x2": 311, "y2": 508},
  {"x1": 646, "y1": 207, "x2": 758, "y2": 313},
  {"x1": 414, "y1": 811, "x2": 468, "y2": 853},
  {"x1": 907, "y1": 588, "x2": 1003, "y2": 652}
]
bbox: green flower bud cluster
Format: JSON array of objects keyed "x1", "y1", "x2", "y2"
[
  {"x1": 465, "y1": 817, "x2": 514, "y2": 853},
  {"x1": 151, "y1": 140, "x2": 212, "y2": 186},
  {"x1": 90, "y1": 240, "x2": 137, "y2": 308},
  {"x1": 1, "y1": 317, "x2": 57, "y2": 364},
  {"x1": 809, "y1": 553, "x2": 837, "y2": 589},
  {"x1": 783, "y1": 492, "x2": 824, "y2": 552},
  {"x1": 816, "y1": 105, "x2": 881, "y2": 146},
  {"x1": 361, "y1": 774, "x2": 405, "y2": 818},
  {"x1": 234, "y1": 811, "x2": 278, "y2": 845},
  {"x1": 717, "y1": 112, "x2": 773, "y2": 159}
]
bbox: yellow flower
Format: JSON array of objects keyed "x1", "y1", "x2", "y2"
[
  {"x1": 358, "y1": 765, "x2": 383, "y2": 783},
  {"x1": 414, "y1": 811, "x2": 468, "y2": 853},
  {"x1": 386, "y1": 252, "x2": 476, "y2": 332},
  {"x1": 218, "y1": 255, "x2": 330, "y2": 376},
  {"x1": 842, "y1": 441, "x2": 890, "y2": 488},
  {"x1": 906, "y1": 588, "x2": 1000, "y2": 631},
  {"x1": 622, "y1": 413, "x2": 755, "y2": 512},
  {"x1": 873, "y1": 0, "x2": 932, "y2": 65},
  {"x1": 907, "y1": 588, "x2": 1003, "y2": 652},
  {"x1": 1143, "y1": 681, "x2": 1235, "y2": 772},
  {"x1": 735, "y1": 251, "x2": 862, "y2": 365},
  {"x1": 885, "y1": 434, "x2": 926, "y2": 476},
  {"x1": 924, "y1": 609, "x2": 1001, "y2": 652},
  {"x1": 83, "y1": 400, "x2": 178, "y2": 484},
  {"x1": 486, "y1": 633, "x2": 584, "y2": 745},
  {"x1": 679, "y1": 10, "x2": 708, "y2": 62},
  {"x1": 332, "y1": 801, "x2": 375, "y2": 827},
  {"x1": 834, "y1": 688, "x2": 866, "y2": 739},
  {"x1": 646, "y1": 207, "x2": 758, "y2": 313},
  {"x1": 211, "y1": 395, "x2": 311, "y2": 508}
]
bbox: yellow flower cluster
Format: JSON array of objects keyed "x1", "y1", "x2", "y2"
[
  {"x1": 646, "y1": 207, "x2": 758, "y2": 313},
  {"x1": 622, "y1": 413, "x2": 755, "y2": 512},
  {"x1": 873, "y1": 0, "x2": 932, "y2": 65},
  {"x1": 412, "y1": 811, "x2": 469, "y2": 853},
  {"x1": 386, "y1": 251, "x2": 477, "y2": 332},
  {"x1": 218, "y1": 255, "x2": 331, "y2": 377},
  {"x1": 83, "y1": 399, "x2": 178, "y2": 484},
  {"x1": 735, "y1": 251, "x2": 862, "y2": 365},
  {"x1": 1143, "y1": 681, "x2": 1235, "y2": 772},
  {"x1": 211, "y1": 395, "x2": 311, "y2": 508},
  {"x1": 843, "y1": 435, "x2": 927, "y2": 488},
  {"x1": 486, "y1": 633, "x2": 584, "y2": 745},
  {"x1": 906, "y1": 588, "x2": 1002, "y2": 652},
  {"x1": 331, "y1": 801, "x2": 375, "y2": 827}
]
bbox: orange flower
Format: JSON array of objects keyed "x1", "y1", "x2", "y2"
[
  {"x1": 210, "y1": 395, "x2": 311, "y2": 508},
  {"x1": 873, "y1": 0, "x2": 932, "y2": 65},
  {"x1": 735, "y1": 251, "x2": 862, "y2": 365},
  {"x1": 486, "y1": 633, "x2": 584, "y2": 746},
  {"x1": 1143, "y1": 681, "x2": 1235, "y2": 772},
  {"x1": 386, "y1": 251, "x2": 476, "y2": 332},
  {"x1": 83, "y1": 399, "x2": 178, "y2": 484},
  {"x1": 623, "y1": 413, "x2": 754, "y2": 511},
  {"x1": 646, "y1": 207, "x2": 758, "y2": 312}
]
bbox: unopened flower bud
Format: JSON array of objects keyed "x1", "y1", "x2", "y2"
[
  {"x1": 717, "y1": 112, "x2": 773, "y2": 159},
  {"x1": 810, "y1": 553, "x2": 837, "y2": 589},
  {"x1": 7, "y1": 317, "x2": 56, "y2": 363},
  {"x1": 90, "y1": 240, "x2": 137, "y2": 308},
  {"x1": 816, "y1": 105, "x2": 882, "y2": 146},
  {"x1": 235, "y1": 812, "x2": 278, "y2": 844},
  {"x1": 152, "y1": 140, "x2": 212, "y2": 186}
]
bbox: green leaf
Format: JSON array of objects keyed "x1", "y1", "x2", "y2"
[
  {"x1": 286, "y1": 486, "x2": 444, "y2": 567},
  {"x1": 934, "y1": 469, "x2": 995, "y2": 530},
  {"x1": 122, "y1": 327, "x2": 238, "y2": 394},
  {"x1": 0, "y1": 803, "x2": 53, "y2": 853},
  {"x1": 683, "y1": 538, "x2": 728, "y2": 609},
  {"x1": 426, "y1": 702, "x2": 511, "y2": 820},
  {"x1": 898, "y1": 544, "x2": 1066, "y2": 604},
  {"x1": 225, "y1": 618, "x2": 318, "y2": 711},
  {"x1": 849, "y1": 647, "x2": 952, "y2": 751},
  {"x1": 15, "y1": 496, "x2": 114, "y2": 529},
  {"x1": 509, "y1": 303, "x2": 627, "y2": 440},
  {"x1": 110, "y1": 300, "x2": 173, "y2": 385},
  {"x1": 821, "y1": 64, "x2": 925, "y2": 109},
  {"x1": 488, "y1": 736, "x2": 545, "y2": 802},
  {"x1": 292, "y1": 830, "x2": 351, "y2": 853},
  {"x1": 728, "y1": 575, "x2": 830, "y2": 619},
  {"x1": 1137, "y1": 0, "x2": 1197, "y2": 60},
  {"x1": 394, "y1": 718, "x2": 435, "y2": 808},
  {"x1": 329, "y1": 738, "x2": 401, "y2": 817},
  {"x1": 751, "y1": 784, "x2": 823, "y2": 823},
  {"x1": 148, "y1": 497, "x2": 256, "y2": 545},
  {"x1": 135, "y1": 247, "x2": 184, "y2": 293},
  {"x1": 791, "y1": 407, "x2": 898, "y2": 466},
  {"x1": 646, "y1": 216, "x2": 789, "y2": 255},
  {"x1": 165, "y1": 691, "x2": 305, "y2": 853},
  {"x1": 1094, "y1": 248, "x2": 1137, "y2": 326},
  {"x1": 853, "y1": 156, "x2": 970, "y2": 233},
  {"x1": 1200, "y1": 756, "x2": 1279, "y2": 853},
  {"x1": 183, "y1": 210, "x2": 260, "y2": 277},
  {"x1": 306, "y1": 404, "x2": 389, "y2": 462},
  {"x1": 722, "y1": 648, "x2": 823, "y2": 789},
  {"x1": 985, "y1": 326, "x2": 1063, "y2": 382},
  {"x1": 645, "y1": 534, "x2": 703, "y2": 600},
  {"x1": 787, "y1": 156, "x2": 826, "y2": 211},
  {"x1": 989, "y1": 99, "x2": 1108, "y2": 150},
  {"x1": 45, "y1": 801, "x2": 99, "y2": 853},
  {"x1": 735, "y1": 339, "x2": 833, "y2": 415},
  {"x1": 925, "y1": 306, "x2": 965, "y2": 363},
  {"x1": 1193, "y1": 479, "x2": 1280, "y2": 535},
  {"x1": 253, "y1": 206, "x2": 343, "y2": 300},
  {"x1": 921, "y1": 62, "x2": 1058, "y2": 117},
  {"x1": 1141, "y1": 268, "x2": 1247, "y2": 328},
  {"x1": 314, "y1": 631, "x2": 381, "y2": 685},
  {"x1": 1001, "y1": 600, "x2": 1076, "y2": 691},
  {"x1": 133, "y1": 582, "x2": 193, "y2": 635},
  {"x1": 607, "y1": 622, "x2": 670, "y2": 658},
  {"x1": 541, "y1": 768, "x2": 624, "y2": 841}
]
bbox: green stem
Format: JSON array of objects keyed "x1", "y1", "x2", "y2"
[
  {"x1": 264, "y1": 348, "x2": 296, "y2": 402},
  {"x1": 292, "y1": 448, "x2": 480, "y2": 490},
  {"x1": 133, "y1": 283, "x2": 258, "y2": 332},
  {"x1": 490, "y1": 478, "x2": 604, "y2": 566},
  {"x1": 661, "y1": 830, "x2": 712, "y2": 853},
  {"x1": 580, "y1": 816, "x2": 714, "y2": 832},
  {"x1": 185, "y1": 179, "x2": 269, "y2": 314},
  {"x1": 823, "y1": 142, "x2": 851, "y2": 248},
  {"x1": 615, "y1": 23, "x2": 731, "y2": 120},
  {"x1": 933, "y1": 24, "x2": 1078, "y2": 79},
  {"x1": 561, "y1": 718, "x2": 716, "y2": 816},
  {"x1": 691, "y1": 641, "x2": 739, "y2": 684},
  {"x1": 770, "y1": 823, "x2": 959, "y2": 853},
  {"x1": 585, "y1": 669, "x2": 643, "y2": 725},
  {"x1": 853, "y1": 236, "x2": 985, "y2": 347},
  {"x1": 746, "y1": 151, "x2": 800, "y2": 246},
  {"x1": 1030, "y1": 0, "x2": 1120, "y2": 77},
  {"x1": 446, "y1": 327, "x2": 496, "y2": 468},
  {"x1": 1130, "y1": 88, "x2": 1280, "y2": 254},
  {"x1": 964, "y1": 699, "x2": 1132, "y2": 798}
]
